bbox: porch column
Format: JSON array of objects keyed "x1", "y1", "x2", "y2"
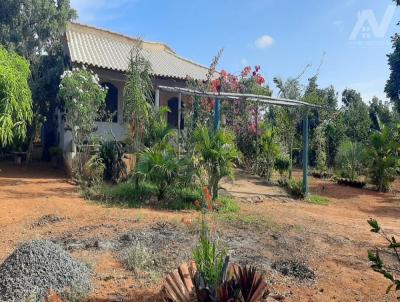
[
  {"x1": 214, "y1": 99, "x2": 221, "y2": 132},
  {"x1": 302, "y1": 113, "x2": 309, "y2": 196},
  {"x1": 155, "y1": 88, "x2": 160, "y2": 108},
  {"x1": 178, "y1": 92, "x2": 182, "y2": 158}
]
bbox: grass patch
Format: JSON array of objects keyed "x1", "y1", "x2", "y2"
[
  {"x1": 307, "y1": 194, "x2": 330, "y2": 205},
  {"x1": 217, "y1": 196, "x2": 240, "y2": 213}
]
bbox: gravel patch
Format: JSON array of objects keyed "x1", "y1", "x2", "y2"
[
  {"x1": 31, "y1": 214, "x2": 66, "y2": 227},
  {"x1": 0, "y1": 240, "x2": 90, "y2": 302},
  {"x1": 271, "y1": 259, "x2": 315, "y2": 280}
]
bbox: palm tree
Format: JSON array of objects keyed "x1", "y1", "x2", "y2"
[
  {"x1": 135, "y1": 147, "x2": 184, "y2": 200},
  {"x1": 194, "y1": 126, "x2": 240, "y2": 200},
  {"x1": 367, "y1": 123, "x2": 399, "y2": 192}
]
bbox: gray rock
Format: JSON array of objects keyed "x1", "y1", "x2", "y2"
[{"x1": 0, "y1": 240, "x2": 90, "y2": 302}]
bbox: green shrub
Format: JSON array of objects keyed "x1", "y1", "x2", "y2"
[
  {"x1": 217, "y1": 197, "x2": 240, "y2": 213},
  {"x1": 366, "y1": 124, "x2": 399, "y2": 192},
  {"x1": 124, "y1": 243, "x2": 152, "y2": 275},
  {"x1": 99, "y1": 140, "x2": 127, "y2": 183},
  {"x1": 135, "y1": 147, "x2": 185, "y2": 200},
  {"x1": 193, "y1": 126, "x2": 241, "y2": 200},
  {"x1": 165, "y1": 186, "x2": 202, "y2": 210},
  {"x1": 274, "y1": 154, "x2": 290, "y2": 179},
  {"x1": 257, "y1": 125, "x2": 280, "y2": 181},
  {"x1": 335, "y1": 140, "x2": 365, "y2": 181},
  {"x1": 283, "y1": 178, "x2": 305, "y2": 199},
  {"x1": 82, "y1": 154, "x2": 105, "y2": 186}
]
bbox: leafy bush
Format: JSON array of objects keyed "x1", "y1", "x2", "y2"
[
  {"x1": 217, "y1": 197, "x2": 240, "y2": 213},
  {"x1": 367, "y1": 219, "x2": 400, "y2": 299},
  {"x1": 194, "y1": 126, "x2": 240, "y2": 200},
  {"x1": 274, "y1": 154, "x2": 290, "y2": 179},
  {"x1": 82, "y1": 154, "x2": 105, "y2": 186},
  {"x1": 256, "y1": 125, "x2": 280, "y2": 181},
  {"x1": 99, "y1": 140, "x2": 127, "y2": 183},
  {"x1": 282, "y1": 178, "x2": 304, "y2": 199},
  {"x1": 165, "y1": 186, "x2": 202, "y2": 210},
  {"x1": 366, "y1": 124, "x2": 399, "y2": 192},
  {"x1": 124, "y1": 243, "x2": 152, "y2": 276},
  {"x1": 144, "y1": 106, "x2": 175, "y2": 149},
  {"x1": 335, "y1": 140, "x2": 365, "y2": 181},
  {"x1": 135, "y1": 147, "x2": 185, "y2": 200}
]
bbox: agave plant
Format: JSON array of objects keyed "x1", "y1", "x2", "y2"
[{"x1": 193, "y1": 126, "x2": 241, "y2": 200}]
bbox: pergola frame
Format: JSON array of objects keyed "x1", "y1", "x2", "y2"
[{"x1": 156, "y1": 85, "x2": 322, "y2": 195}]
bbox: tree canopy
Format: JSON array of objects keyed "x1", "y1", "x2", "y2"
[
  {"x1": 0, "y1": 47, "x2": 32, "y2": 146},
  {"x1": 0, "y1": 0, "x2": 77, "y2": 128}
]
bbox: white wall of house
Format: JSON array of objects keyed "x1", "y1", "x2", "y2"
[{"x1": 57, "y1": 67, "x2": 189, "y2": 157}]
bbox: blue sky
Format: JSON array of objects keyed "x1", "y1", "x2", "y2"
[{"x1": 70, "y1": 0, "x2": 400, "y2": 104}]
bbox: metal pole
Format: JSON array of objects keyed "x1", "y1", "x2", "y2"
[
  {"x1": 178, "y1": 93, "x2": 182, "y2": 158},
  {"x1": 302, "y1": 113, "x2": 309, "y2": 196},
  {"x1": 155, "y1": 88, "x2": 160, "y2": 108},
  {"x1": 214, "y1": 98, "x2": 221, "y2": 132}
]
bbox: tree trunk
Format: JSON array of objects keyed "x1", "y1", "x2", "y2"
[{"x1": 25, "y1": 118, "x2": 38, "y2": 164}]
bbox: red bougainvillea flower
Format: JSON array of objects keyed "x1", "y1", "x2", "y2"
[
  {"x1": 255, "y1": 75, "x2": 265, "y2": 86},
  {"x1": 211, "y1": 79, "x2": 221, "y2": 92}
]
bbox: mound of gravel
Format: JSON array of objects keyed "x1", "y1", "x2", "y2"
[
  {"x1": 272, "y1": 259, "x2": 315, "y2": 280},
  {"x1": 0, "y1": 240, "x2": 91, "y2": 302}
]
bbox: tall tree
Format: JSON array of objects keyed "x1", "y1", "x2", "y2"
[
  {"x1": 342, "y1": 89, "x2": 362, "y2": 107},
  {"x1": 385, "y1": 0, "x2": 400, "y2": 113},
  {"x1": 369, "y1": 96, "x2": 394, "y2": 130},
  {"x1": 124, "y1": 41, "x2": 154, "y2": 151},
  {"x1": 338, "y1": 89, "x2": 371, "y2": 143},
  {"x1": 273, "y1": 77, "x2": 303, "y2": 179},
  {"x1": 0, "y1": 0, "x2": 76, "y2": 156}
]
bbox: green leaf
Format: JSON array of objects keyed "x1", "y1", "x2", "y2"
[{"x1": 368, "y1": 219, "x2": 381, "y2": 233}]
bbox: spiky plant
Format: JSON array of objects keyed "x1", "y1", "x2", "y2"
[
  {"x1": 135, "y1": 147, "x2": 184, "y2": 200},
  {"x1": 366, "y1": 123, "x2": 399, "y2": 192}
]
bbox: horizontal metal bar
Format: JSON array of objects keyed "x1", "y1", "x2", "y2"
[{"x1": 157, "y1": 85, "x2": 321, "y2": 108}]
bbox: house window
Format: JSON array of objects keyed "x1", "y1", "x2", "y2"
[
  {"x1": 101, "y1": 82, "x2": 118, "y2": 122},
  {"x1": 167, "y1": 97, "x2": 184, "y2": 129}
]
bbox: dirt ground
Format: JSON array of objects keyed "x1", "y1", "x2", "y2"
[{"x1": 0, "y1": 162, "x2": 399, "y2": 302}]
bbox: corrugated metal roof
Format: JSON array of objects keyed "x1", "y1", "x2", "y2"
[{"x1": 65, "y1": 22, "x2": 211, "y2": 81}]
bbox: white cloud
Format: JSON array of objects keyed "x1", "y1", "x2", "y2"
[{"x1": 255, "y1": 35, "x2": 274, "y2": 49}]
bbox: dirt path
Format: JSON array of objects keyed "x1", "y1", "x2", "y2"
[{"x1": 0, "y1": 162, "x2": 399, "y2": 301}]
